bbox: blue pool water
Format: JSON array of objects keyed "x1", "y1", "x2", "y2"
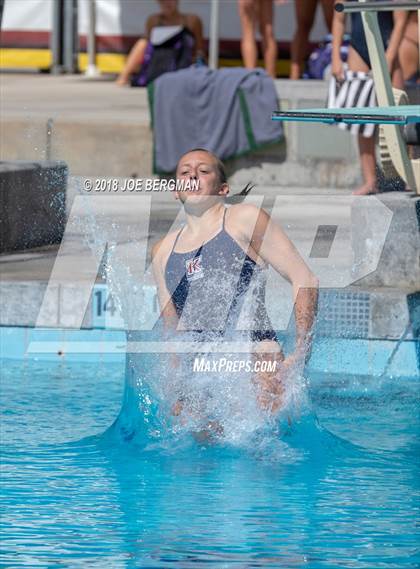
[{"x1": 1, "y1": 354, "x2": 419, "y2": 568}]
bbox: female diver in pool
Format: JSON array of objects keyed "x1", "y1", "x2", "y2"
[{"x1": 151, "y1": 148, "x2": 319, "y2": 426}]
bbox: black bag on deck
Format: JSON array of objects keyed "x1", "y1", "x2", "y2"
[{"x1": 131, "y1": 25, "x2": 195, "y2": 87}]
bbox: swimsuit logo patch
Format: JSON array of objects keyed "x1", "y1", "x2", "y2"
[{"x1": 185, "y1": 255, "x2": 203, "y2": 281}]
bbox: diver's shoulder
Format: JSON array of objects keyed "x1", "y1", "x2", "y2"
[
  {"x1": 227, "y1": 202, "x2": 268, "y2": 221},
  {"x1": 226, "y1": 203, "x2": 271, "y2": 239}
]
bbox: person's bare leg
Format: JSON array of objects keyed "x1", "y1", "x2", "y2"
[
  {"x1": 320, "y1": 0, "x2": 334, "y2": 32},
  {"x1": 398, "y1": 14, "x2": 419, "y2": 82},
  {"x1": 347, "y1": 47, "x2": 377, "y2": 194},
  {"x1": 351, "y1": 52, "x2": 405, "y2": 195},
  {"x1": 353, "y1": 134, "x2": 378, "y2": 195},
  {"x1": 116, "y1": 38, "x2": 148, "y2": 86},
  {"x1": 259, "y1": 0, "x2": 277, "y2": 78},
  {"x1": 238, "y1": 0, "x2": 258, "y2": 69},
  {"x1": 391, "y1": 56, "x2": 404, "y2": 90},
  {"x1": 172, "y1": 394, "x2": 224, "y2": 443},
  {"x1": 192, "y1": 421, "x2": 224, "y2": 444},
  {"x1": 290, "y1": 0, "x2": 318, "y2": 79}
]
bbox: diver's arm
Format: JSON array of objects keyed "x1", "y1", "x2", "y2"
[
  {"x1": 289, "y1": 284, "x2": 319, "y2": 363},
  {"x1": 151, "y1": 240, "x2": 185, "y2": 415},
  {"x1": 236, "y1": 205, "x2": 319, "y2": 361},
  {"x1": 151, "y1": 239, "x2": 179, "y2": 333}
]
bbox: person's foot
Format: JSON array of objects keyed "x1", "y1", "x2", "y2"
[{"x1": 352, "y1": 183, "x2": 379, "y2": 196}]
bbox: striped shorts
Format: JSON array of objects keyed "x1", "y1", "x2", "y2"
[{"x1": 327, "y1": 69, "x2": 377, "y2": 138}]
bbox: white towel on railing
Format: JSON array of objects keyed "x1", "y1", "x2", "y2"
[{"x1": 327, "y1": 69, "x2": 377, "y2": 138}]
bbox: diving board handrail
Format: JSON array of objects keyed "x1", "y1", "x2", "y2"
[{"x1": 335, "y1": 1, "x2": 420, "y2": 13}]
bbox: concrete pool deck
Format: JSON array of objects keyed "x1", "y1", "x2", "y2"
[
  {"x1": 2, "y1": 73, "x2": 418, "y2": 188},
  {"x1": 1, "y1": 72, "x2": 364, "y2": 188}
]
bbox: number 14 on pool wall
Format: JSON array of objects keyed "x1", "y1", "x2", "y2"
[{"x1": 92, "y1": 284, "x2": 125, "y2": 329}]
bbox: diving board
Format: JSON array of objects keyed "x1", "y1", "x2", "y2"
[{"x1": 272, "y1": 106, "x2": 420, "y2": 126}]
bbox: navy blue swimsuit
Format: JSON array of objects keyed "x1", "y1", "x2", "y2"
[
  {"x1": 350, "y1": 0, "x2": 394, "y2": 68},
  {"x1": 164, "y1": 207, "x2": 277, "y2": 343}
]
